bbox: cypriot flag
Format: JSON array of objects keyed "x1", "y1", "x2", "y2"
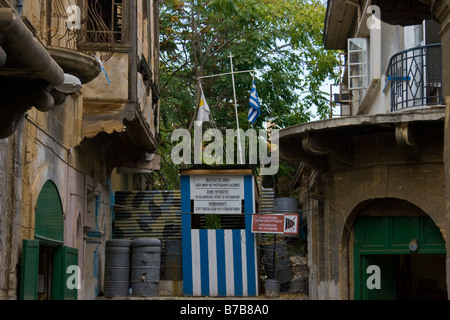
[{"x1": 197, "y1": 87, "x2": 210, "y2": 123}]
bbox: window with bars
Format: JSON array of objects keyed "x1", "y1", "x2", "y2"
[{"x1": 86, "y1": 0, "x2": 124, "y2": 44}]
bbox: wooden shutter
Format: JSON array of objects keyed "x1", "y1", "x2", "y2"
[
  {"x1": 20, "y1": 240, "x2": 39, "y2": 300},
  {"x1": 35, "y1": 181, "x2": 64, "y2": 243},
  {"x1": 52, "y1": 246, "x2": 79, "y2": 300}
]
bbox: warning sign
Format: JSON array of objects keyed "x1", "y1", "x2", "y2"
[
  {"x1": 251, "y1": 214, "x2": 284, "y2": 233},
  {"x1": 283, "y1": 214, "x2": 299, "y2": 235},
  {"x1": 251, "y1": 214, "x2": 299, "y2": 235},
  {"x1": 192, "y1": 175, "x2": 244, "y2": 214}
]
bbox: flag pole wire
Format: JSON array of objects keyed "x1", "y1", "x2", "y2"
[
  {"x1": 195, "y1": 55, "x2": 267, "y2": 165},
  {"x1": 197, "y1": 79, "x2": 234, "y2": 164},
  {"x1": 197, "y1": 68, "x2": 267, "y2": 80}
]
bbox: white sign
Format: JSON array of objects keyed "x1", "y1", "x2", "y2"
[
  {"x1": 192, "y1": 175, "x2": 243, "y2": 214},
  {"x1": 283, "y1": 214, "x2": 299, "y2": 235}
]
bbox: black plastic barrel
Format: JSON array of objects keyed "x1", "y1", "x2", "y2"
[
  {"x1": 104, "y1": 239, "x2": 131, "y2": 297},
  {"x1": 131, "y1": 238, "x2": 161, "y2": 297},
  {"x1": 164, "y1": 240, "x2": 182, "y2": 281},
  {"x1": 261, "y1": 240, "x2": 292, "y2": 284}
]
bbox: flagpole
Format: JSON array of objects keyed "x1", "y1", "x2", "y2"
[
  {"x1": 196, "y1": 55, "x2": 264, "y2": 165},
  {"x1": 229, "y1": 53, "x2": 244, "y2": 164}
]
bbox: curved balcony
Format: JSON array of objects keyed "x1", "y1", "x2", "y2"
[
  {"x1": 40, "y1": 0, "x2": 121, "y2": 83},
  {"x1": 47, "y1": 46, "x2": 100, "y2": 84},
  {"x1": 386, "y1": 44, "x2": 444, "y2": 112},
  {"x1": 43, "y1": 0, "x2": 120, "y2": 61}
]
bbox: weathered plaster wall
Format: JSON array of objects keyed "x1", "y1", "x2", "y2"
[
  {"x1": 0, "y1": 91, "x2": 121, "y2": 299},
  {"x1": 0, "y1": 0, "x2": 160, "y2": 300},
  {"x1": 0, "y1": 125, "x2": 24, "y2": 299},
  {"x1": 83, "y1": 53, "x2": 129, "y2": 103},
  {"x1": 298, "y1": 124, "x2": 446, "y2": 300}
]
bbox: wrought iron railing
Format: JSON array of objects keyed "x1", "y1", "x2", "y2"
[
  {"x1": 41, "y1": 0, "x2": 119, "y2": 62},
  {"x1": 0, "y1": 0, "x2": 16, "y2": 9},
  {"x1": 386, "y1": 44, "x2": 444, "y2": 111}
]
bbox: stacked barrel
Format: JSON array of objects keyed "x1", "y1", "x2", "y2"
[
  {"x1": 104, "y1": 239, "x2": 132, "y2": 298},
  {"x1": 130, "y1": 239, "x2": 161, "y2": 297},
  {"x1": 104, "y1": 238, "x2": 161, "y2": 298}
]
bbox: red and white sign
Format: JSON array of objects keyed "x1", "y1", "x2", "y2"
[{"x1": 251, "y1": 214, "x2": 299, "y2": 235}]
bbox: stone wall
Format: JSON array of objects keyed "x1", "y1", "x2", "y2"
[
  {"x1": 0, "y1": 92, "x2": 132, "y2": 299},
  {"x1": 293, "y1": 117, "x2": 446, "y2": 299}
]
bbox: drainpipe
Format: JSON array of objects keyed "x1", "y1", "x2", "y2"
[
  {"x1": 0, "y1": 8, "x2": 65, "y2": 138},
  {"x1": 147, "y1": 0, "x2": 151, "y2": 63},
  {"x1": 129, "y1": 0, "x2": 138, "y2": 106},
  {"x1": 0, "y1": 33, "x2": 6, "y2": 67},
  {"x1": 0, "y1": 46, "x2": 5, "y2": 67},
  {"x1": 0, "y1": 8, "x2": 64, "y2": 85}
]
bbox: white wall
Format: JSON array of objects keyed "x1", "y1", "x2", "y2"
[{"x1": 352, "y1": 21, "x2": 406, "y2": 116}]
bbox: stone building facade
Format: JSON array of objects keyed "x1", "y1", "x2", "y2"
[
  {"x1": 0, "y1": 0, "x2": 160, "y2": 300},
  {"x1": 280, "y1": 0, "x2": 450, "y2": 299}
]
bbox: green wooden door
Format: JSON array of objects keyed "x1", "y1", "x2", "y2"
[
  {"x1": 362, "y1": 255, "x2": 397, "y2": 300},
  {"x1": 52, "y1": 246, "x2": 79, "y2": 300},
  {"x1": 20, "y1": 240, "x2": 40, "y2": 300},
  {"x1": 354, "y1": 215, "x2": 445, "y2": 300}
]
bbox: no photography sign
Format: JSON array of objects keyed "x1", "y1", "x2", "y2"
[{"x1": 251, "y1": 213, "x2": 299, "y2": 236}]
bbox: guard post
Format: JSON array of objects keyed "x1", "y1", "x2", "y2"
[{"x1": 181, "y1": 167, "x2": 259, "y2": 297}]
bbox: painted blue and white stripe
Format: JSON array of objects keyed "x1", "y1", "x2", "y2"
[
  {"x1": 181, "y1": 174, "x2": 259, "y2": 297},
  {"x1": 188, "y1": 229, "x2": 258, "y2": 297}
]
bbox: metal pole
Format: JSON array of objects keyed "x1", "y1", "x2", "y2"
[
  {"x1": 197, "y1": 68, "x2": 267, "y2": 80},
  {"x1": 229, "y1": 53, "x2": 244, "y2": 164},
  {"x1": 272, "y1": 234, "x2": 277, "y2": 279}
]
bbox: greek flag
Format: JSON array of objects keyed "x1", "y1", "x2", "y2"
[{"x1": 248, "y1": 79, "x2": 260, "y2": 123}]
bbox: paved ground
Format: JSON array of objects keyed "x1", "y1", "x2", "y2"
[{"x1": 98, "y1": 293, "x2": 309, "y2": 300}]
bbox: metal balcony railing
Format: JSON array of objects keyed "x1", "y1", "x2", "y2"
[
  {"x1": 41, "y1": 0, "x2": 118, "y2": 62},
  {"x1": 386, "y1": 44, "x2": 444, "y2": 111},
  {"x1": 0, "y1": 0, "x2": 15, "y2": 8}
]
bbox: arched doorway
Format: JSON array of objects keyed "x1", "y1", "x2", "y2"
[
  {"x1": 352, "y1": 198, "x2": 446, "y2": 300},
  {"x1": 20, "y1": 180, "x2": 78, "y2": 300}
]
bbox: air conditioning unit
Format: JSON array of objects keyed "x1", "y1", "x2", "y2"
[{"x1": 348, "y1": 38, "x2": 368, "y2": 90}]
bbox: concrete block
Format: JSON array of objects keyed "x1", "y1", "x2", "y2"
[{"x1": 159, "y1": 280, "x2": 183, "y2": 297}]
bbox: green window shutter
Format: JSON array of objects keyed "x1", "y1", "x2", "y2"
[
  {"x1": 20, "y1": 240, "x2": 39, "y2": 300},
  {"x1": 35, "y1": 181, "x2": 64, "y2": 243},
  {"x1": 52, "y1": 246, "x2": 79, "y2": 300}
]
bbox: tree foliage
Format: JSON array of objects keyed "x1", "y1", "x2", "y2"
[{"x1": 155, "y1": 0, "x2": 339, "y2": 189}]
